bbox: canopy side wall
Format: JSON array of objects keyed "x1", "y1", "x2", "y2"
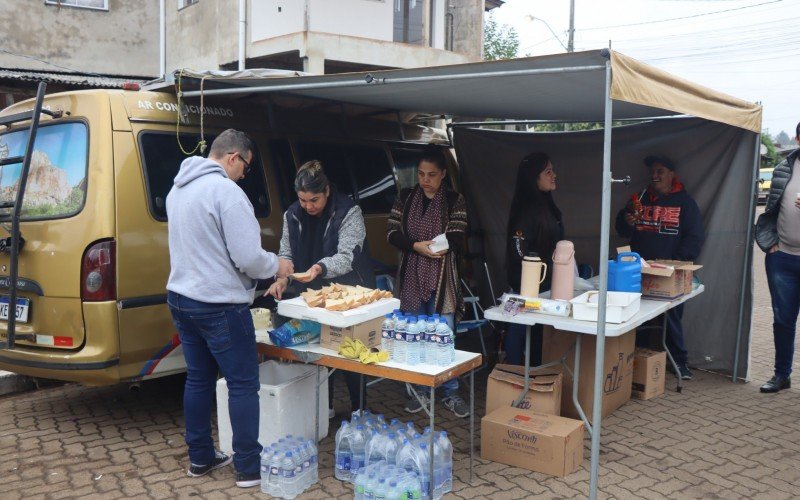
[{"x1": 455, "y1": 119, "x2": 756, "y2": 375}]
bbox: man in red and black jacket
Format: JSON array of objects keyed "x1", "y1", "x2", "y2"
[{"x1": 615, "y1": 155, "x2": 705, "y2": 380}]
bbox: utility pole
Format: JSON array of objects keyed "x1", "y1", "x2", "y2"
[{"x1": 568, "y1": 0, "x2": 575, "y2": 52}]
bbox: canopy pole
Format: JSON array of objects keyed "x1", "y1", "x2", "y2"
[
  {"x1": 732, "y1": 131, "x2": 761, "y2": 381},
  {"x1": 589, "y1": 57, "x2": 614, "y2": 500},
  {"x1": 181, "y1": 64, "x2": 606, "y2": 98}
]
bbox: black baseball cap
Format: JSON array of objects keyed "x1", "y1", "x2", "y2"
[{"x1": 644, "y1": 155, "x2": 676, "y2": 171}]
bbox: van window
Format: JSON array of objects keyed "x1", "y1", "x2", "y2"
[
  {"x1": 295, "y1": 141, "x2": 396, "y2": 214},
  {"x1": 0, "y1": 122, "x2": 88, "y2": 220},
  {"x1": 139, "y1": 132, "x2": 270, "y2": 221}
]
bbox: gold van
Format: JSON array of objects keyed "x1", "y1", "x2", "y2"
[{"x1": 0, "y1": 88, "x2": 453, "y2": 385}]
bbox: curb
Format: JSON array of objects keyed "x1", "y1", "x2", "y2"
[{"x1": 0, "y1": 370, "x2": 36, "y2": 397}]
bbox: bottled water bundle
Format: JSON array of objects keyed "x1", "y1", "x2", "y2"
[
  {"x1": 337, "y1": 410, "x2": 453, "y2": 500},
  {"x1": 385, "y1": 311, "x2": 454, "y2": 367},
  {"x1": 260, "y1": 434, "x2": 318, "y2": 499}
]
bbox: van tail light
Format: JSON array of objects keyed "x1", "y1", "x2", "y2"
[{"x1": 81, "y1": 239, "x2": 116, "y2": 301}]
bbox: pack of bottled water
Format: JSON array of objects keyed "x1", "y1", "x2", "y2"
[
  {"x1": 336, "y1": 410, "x2": 453, "y2": 500},
  {"x1": 260, "y1": 434, "x2": 318, "y2": 499},
  {"x1": 386, "y1": 310, "x2": 454, "y2": 367}
]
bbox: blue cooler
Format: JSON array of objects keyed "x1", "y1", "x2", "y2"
[{"x1": 608, "y1": 252, "x2": 642, "y2": 292}]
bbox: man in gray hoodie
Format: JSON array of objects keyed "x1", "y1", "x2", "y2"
[{"x1": 166, "y1": 129, "x2": 293, "y2": 488}]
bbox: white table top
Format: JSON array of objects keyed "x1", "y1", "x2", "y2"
[
  {"x1": 484, "y1": 285, "x2": 704, "y2": 337},
  {"x1": 256, "y1": 332, "x2": 481, "y2": 376}
]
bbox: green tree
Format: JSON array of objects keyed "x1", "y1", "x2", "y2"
[
  {"x1": 484, "y1": 14, "x2": 519, "y2": 61},
  {"x1": 761, "y1": 132, "x2": 777, "y2": 167}
]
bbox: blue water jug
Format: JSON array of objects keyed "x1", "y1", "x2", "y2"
[{"x1": 608, "y1": 252, "x2": 641, "y2": 292}]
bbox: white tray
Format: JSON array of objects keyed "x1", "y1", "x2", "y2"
[
  {"x1": 570, "y1": 291, "x2": 641, "y2": 323},
  {"x1": 277, "y1": 296, "x2": 401, "y2": 328}
]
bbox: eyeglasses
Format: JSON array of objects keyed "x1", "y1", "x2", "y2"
[{"x1": 228, "y1": 152, "x2": 252, "y2": 175}]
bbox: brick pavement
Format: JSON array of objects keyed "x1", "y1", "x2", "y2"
[{"x1": 1, "y1": 244, "x2": 799, "y2": 499}]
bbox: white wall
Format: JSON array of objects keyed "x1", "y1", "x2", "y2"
[
  {"x1": 251, "y1": 0, "x2": 306, "y2": 40},
  {"x1": 309, "y1": 0, "x2": 393, "y2": 41}
]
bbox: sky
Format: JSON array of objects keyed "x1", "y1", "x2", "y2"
[{"x1": 491, "y1": 0, "x2": 799, "y2": 142}]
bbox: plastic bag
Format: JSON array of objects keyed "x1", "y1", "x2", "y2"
[
  {"x1": 268, "y1": 319, "x2": 321, "y2": 347},
  {"x1": 499, "y1": 293, "x2": 571, "y2": 317}
]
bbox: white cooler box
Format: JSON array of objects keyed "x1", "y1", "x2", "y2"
[{"x1": 217, "y1": 360, "x2": 329, "y2": 452}]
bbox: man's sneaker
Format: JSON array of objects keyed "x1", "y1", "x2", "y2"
[
  {"x1": 443, "y1": 394, "x2": 470, "y2": 418},
  {"x1": 235, "y1": 472, "x2": 261, "y2": 488},
  {"x1": 187, "y1": 451, "x2": 232, "y2": 477},
  {"x1": 679, "y1": 364, "x2": 693, "y2": 380},
  {"x1": 404, "y1": 393, "x2": 430, "y2": 414}
]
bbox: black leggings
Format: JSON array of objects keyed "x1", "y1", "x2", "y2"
[{"x1": 328, "y1": 370, "x2": 365, "y2": 412}]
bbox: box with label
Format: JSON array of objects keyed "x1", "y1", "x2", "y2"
[
  {"x1": 542, "y1": 326, "x2": 635, "y2": 422},
  {"x1": 486, "y1": 364, "x2": 563, "y2": 416},
  {"x1": 481, "y1": 406, "x2": 584, "y2": 477},
  {"x1": 320, "y1": 316, "x2": 382, "y2": 351},
  {"x1": 632, "y1": 347, "x2": 666, "y2": 400},
  {"x1": 640, "y1": 260, "x2": 702, "y2": 300}
]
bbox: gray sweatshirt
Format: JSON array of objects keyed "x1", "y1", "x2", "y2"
[{"x1": 166, "y1": 156, "x2": 279, "y2": 304}]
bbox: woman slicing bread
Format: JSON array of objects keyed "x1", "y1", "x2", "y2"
[{"x1": 266, "y1": 160, "x2": 375, "y2": 417}]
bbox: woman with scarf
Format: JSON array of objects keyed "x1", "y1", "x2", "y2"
[
  {"x1": 266, "y1": 160, "x2": 375, "y2": 417},
  {"x1": 386, "y1": 148, "x2": 469, "y2": 418},
  {"x1": 615, "y1": 155, "x2": 704, "y2": 380},
  {"x1": 504, "y1": 152, "x2": 564, "y2": 366}
]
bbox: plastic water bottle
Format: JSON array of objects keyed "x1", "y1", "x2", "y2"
[
  {"x1": 306, "y1": 439, "x2": 319, "y2": 486},
  {"x1": 375, "y1": 478, "x2": 389, "y2": 500},
  {"x1": 415, "y1": 443, "x2": 432, "y2": 500},
  {"x1": 393, "y1": 315, "x2": 407, "y2": 364},
  {"x1": 424, "y1": 316, "x2": 437, "y2": 364},
  {"x1": 335, "y1": 421, "x2": 352, "y2": 481},
  {"x1": 268, "y1": 449, "x2": 283, "y2": 497},
  {"x1": 260, "y1": 446, "x2": 273, "y2": 495},
  {"x1": 417, "y1": 315, "x2": 428, "y2": 363},
  {"x1": 381, "y1": 314, "x2": 394, "y2": 359},
  {"x1": 406, "y1": 317, "x2": 420, "y2": 366},
  {"x1": 386, "y1": 480, "x2": 403, "y2": 500},
  {"x1": 280, "y1": 451, "x2": 298, "y2": 499},
  {"x1": 384, "y1": 432, "x2": 401, "y2": 465},
  {"x1": 437, "y1": 431, "x2": 452, "y2": 495},
  {"x1": 436, "y1": 319, "x2": 454, "y2": 367},
  {"x1": 366, "y1": 429, "x2": 382, "y2": 465},
  {"x1": 354, "y1": 469, "x2": 369, "y2": 500},
  {"x1": 364, "y1": 472, "x2": 380, "y2": 500},
  {"x1": 351, "y1": 424, "x2": 368, "y2": 474}
]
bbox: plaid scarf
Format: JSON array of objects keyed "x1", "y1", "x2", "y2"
[{"x1": 399, "y1": 187, "x2": 445, "y2": 313}]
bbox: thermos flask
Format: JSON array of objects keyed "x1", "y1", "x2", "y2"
[
  {"x1": 520, "y1": 253, "x2": 547, "y2": 297},
  {"x1": 550, "y1": 240, "x2": 576, "y2": 301}
]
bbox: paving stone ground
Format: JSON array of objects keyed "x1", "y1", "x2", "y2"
[{"x1": 1, "y1": 236, "x2": 798, "y2": 499}]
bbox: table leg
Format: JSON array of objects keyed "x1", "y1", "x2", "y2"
[
  {"x1": 359, "y1": 373, "x2": 365, "y2": 411},
  {"x1": 513, "y1": 324, "x2": 532, "y2": 407},
  {"x1": 571, "y1": 335, "x2": 593, "y2": 436},
  {"x1": 315, "y1": 366, "x2": 320, "y2": 444},
  {"x1": 429, "y1": 388, "x2": 435, "y2": 499},
  {"x1": 470, "y1": 368, "x2": 474, "y2": 484},
  {"x1": 662, "y1": 313, "x2": 683, "y2": 393}
]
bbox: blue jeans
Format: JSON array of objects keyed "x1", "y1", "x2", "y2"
[
  {"x1": 765, "y1": 251, "x2": 800, "y2": 378},
  {"x1": 413, "y1": 295, "x2": 458, "y2": 397},
  {"x1": 168, "y1": 291, "x2": 261, "y2": 475},
  {"x1": 504, "y1": 323, "x2": 543, "y2": 366}
]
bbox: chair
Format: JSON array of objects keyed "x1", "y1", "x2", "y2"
[{"x1": 456, "y1": 278, "x2": 490, "y2": 372}]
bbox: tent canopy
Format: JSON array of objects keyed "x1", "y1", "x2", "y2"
[{"x1": 167, "y1": 49, "x2": 761, "y2": 132}]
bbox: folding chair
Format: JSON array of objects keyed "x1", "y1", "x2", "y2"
[{"x1": 456, "y1": 278, "x2": 490, "y2": 372}]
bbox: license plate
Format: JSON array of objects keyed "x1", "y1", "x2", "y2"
[{"x1": 0, "y1": 296, "x2": 30, "y2": 323}]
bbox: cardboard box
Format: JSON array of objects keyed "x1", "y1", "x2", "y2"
[
  {"x1": 486, "y1": 364, "x2": 563, "y2": 416},
  {"x1": 640, "y1": 260, "x2": 702, "y2": 300},
  {"x1": 481, "y1": 406, "x2": 584, "y2": 477},
  {"x1": 320, "y1": 316, "x2": 381, "y2": 350},
  {"x1": 542, "y1": 326, "x2": 635, "y2": 422},
  {"x1": 632, "y1": 348, "x2": 666, "y2": 400}
]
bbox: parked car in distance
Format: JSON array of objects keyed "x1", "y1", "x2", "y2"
[{"x1": 758, "y1": 167, "x2": 774, "y2": 204}]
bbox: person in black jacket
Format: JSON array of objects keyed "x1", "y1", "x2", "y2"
[
  {"x1": 616, "y1": 155, "x2": 705, "y2": 380},
  {"x1": 755, "y1": 121, "x2": 800, "y2": 393},
  {"x1": 266, "y1": 160, "x2": 375, "y2": 416},
  {"x1": 504, "y1": 152, "x2": 564, "y2": 366}
]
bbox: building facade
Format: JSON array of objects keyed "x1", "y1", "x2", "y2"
[{"x1": 0, "y1": 0, "x2": 499, "y2": 105}]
